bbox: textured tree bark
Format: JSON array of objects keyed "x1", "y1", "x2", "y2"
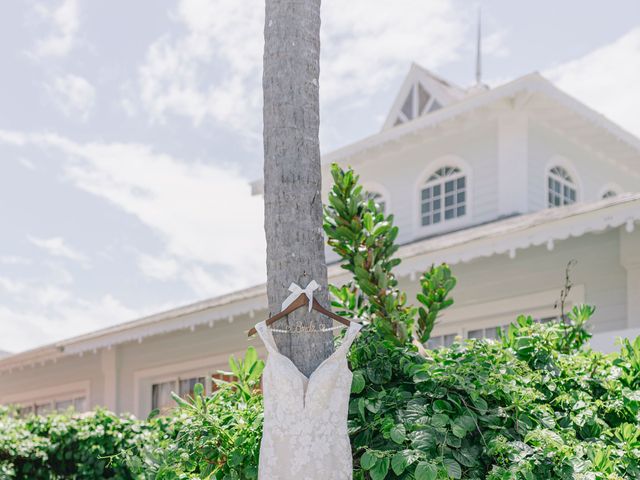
[{"x1": 263, "y1": 0, "x2": 333, "y2": 377}]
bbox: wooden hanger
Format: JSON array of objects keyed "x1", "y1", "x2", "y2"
[{"x1": 247, "y1": 293, "x2": 352, "y2": 337}]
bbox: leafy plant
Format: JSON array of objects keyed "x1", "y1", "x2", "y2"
[
  {"x1": 348, "y1": 307, "x2": 639, "y2": 479},
  {"x1": 0, "y1": 407, "x2": 158, "y2": 479},
  {"x1": 134, "y1": 347, "x2": 265, "y2": 480},
  {"x1": 324, "y1": 164, "x2": 456, "y2": 345}
]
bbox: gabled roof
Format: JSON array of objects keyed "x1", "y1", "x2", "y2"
[
  {"x1": 250, "y1": 64, "x2": 640, "y2": 196},
  {"x1": 1, "y1": 193, "x2": 639, "y2": 371},
  {"x1": 324, "y1": 71, "x2": 640, "y2": 179},
  {"x1": 381, "y1": 63, "x2": 469, "y2": 130}
]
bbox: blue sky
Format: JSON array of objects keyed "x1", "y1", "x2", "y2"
[{"x1": 1, "y1": 0, "x2": 639, "y2": 353}]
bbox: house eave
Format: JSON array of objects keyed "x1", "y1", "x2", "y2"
[{"x1": 2, "y1": 193, "x2": 639, "y2": 371}]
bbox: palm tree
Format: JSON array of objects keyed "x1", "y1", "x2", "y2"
[{"x1": 262, "y1": 0, "x2": 332, "y2": 377}]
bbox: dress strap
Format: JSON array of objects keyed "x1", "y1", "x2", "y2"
[
  {"x1": 254, "y1": 321, "x2": 278, "y2": 354},
  {"x1": 336, "y1": 321, "x2": 363, "y2": 355}
]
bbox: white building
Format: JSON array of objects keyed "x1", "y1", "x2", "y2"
[{"x1": 1, "y1": 64, "x2": 639, "y2": 418}]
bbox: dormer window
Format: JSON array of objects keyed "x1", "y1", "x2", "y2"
[
  {"x1": 420, "y1": 166, "x2": 467, "y2": 226},
  {"x1": 394, "y1": 83, "x2": 442, "y2": 126},
  {"x1": 599, "y1": 183, "x2": 622, "y2": 199},
  {"x1": 547, "y1": 166, "x2": 577, "y2": 207}
]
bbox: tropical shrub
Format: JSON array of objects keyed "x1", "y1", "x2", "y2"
[
  {"x1": 324, "y1": 165, "x2": 455, "y2": 346},
  {"x1": 132, "y1": 347, "x2": 265, "y2": 480},
  {"x1": 348, "y1": 309, "x2": 640, "y2": 480},
  {"x1": 0, "y1": 407, "x2": 160, "y2": 479}
]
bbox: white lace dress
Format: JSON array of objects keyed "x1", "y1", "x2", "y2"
[{"x1": 255, "y1": 320, "x2": 362, "y2": 480}]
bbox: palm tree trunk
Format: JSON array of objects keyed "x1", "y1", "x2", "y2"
[{"x1": 262, "y1": 0, "x2": 332, "y2": 377}]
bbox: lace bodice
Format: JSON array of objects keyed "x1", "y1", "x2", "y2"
[{"x1": 255, "y1": 320, "x2": 362, "y2": 480}]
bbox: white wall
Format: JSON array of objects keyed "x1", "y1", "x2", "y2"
[
  {"x1": 323, "y1": 117, "x2": 500, "y2": 246},
  {"x1": 527, "y1": 119, "x2": 638, "y2": 211},
  {"x1": 398, "y1": 228, "x2": 628, "y2": 337}
]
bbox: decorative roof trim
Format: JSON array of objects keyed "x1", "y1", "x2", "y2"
[
  {"x1": 396, "y1": 193, "x2": 640, "y2": 277},
  {"x1": 2, "y1": 194, "x2": 639, "y2": 371}
]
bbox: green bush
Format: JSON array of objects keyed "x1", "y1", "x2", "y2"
[
  {"x1": 133, "y1": 347, "x2": 264, "y2": 480},
  {"x1": 348, "y1": 311, "x2": 640, "y2": 480},
  {"x1": 0, "y1": 407, "x2": 160, "y2": 479}
]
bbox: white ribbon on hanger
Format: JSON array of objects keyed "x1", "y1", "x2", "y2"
[{"x1": 281, "y1": 280, "x2": 320, "y2": 312}]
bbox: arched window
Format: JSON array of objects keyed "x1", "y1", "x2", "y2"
[
  {"x1": 420, "y1": 166, "x2": 467, "y2": 226},
  {"x1": 366, "y1": 191, "x2": 386, "y2": 213},
  {"x1": 547, "y1": 166, "x2": 577, "y2": 207},
  {"x1": 601, "y1": 190, "x2": 617, "y2": 199}
]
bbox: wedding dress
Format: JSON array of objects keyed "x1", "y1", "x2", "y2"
[{"x1": 255, "y1": 319, "x2": 362, "y2": 480}]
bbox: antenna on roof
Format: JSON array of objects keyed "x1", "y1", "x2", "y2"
[{"x1": 475, "y1": 7, "x2": 482, "y2": 86}]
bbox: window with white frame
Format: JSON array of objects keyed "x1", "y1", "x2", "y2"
[
  {"x1": 547, "y1": 166, "x2": 577, "y2": 207},
  {"x1": 420, "y1": 166, "x2": 467, "y2": 227},
  {"x1": 467, "y1": 314, "x2": 563, "y2": 341},
  {"x1": 394, "y1": 83, "x2": 442, "y2": 126},
  {"x1": 151, "y1": 375, "x2": 205, "y2": 412},
  {"x1": 366, "y1": 191, "x2": 387, "y2": 214},
  {"x1": 19, "y1": 394, "x2": 86, "y2": 417},
  {"x1": 211, "y1": 372, "x2": 238, "y2": 392},
  {"x1": 467, "y1": 324, "x2": 510, "y2": 340},
  {"x1": 601, "y1": 190, "x2": 618, "y2": 199},
  {"x1": 426, "y1": 333, "x2": 457, "y2": 349}
]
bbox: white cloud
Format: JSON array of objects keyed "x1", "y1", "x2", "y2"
[
  {"x1": 132, "y1": 0, "x2": 471, "y2": 135},
  {"x1": 0, "y1": 292, "x2": 140, "y2": 352},
  {"x1": 46, "y1": 74, "x2": 96, "y2": 121},
  {"x1": 545, "y1": 27, "x2": 640, "y2": 137},
  {"x1": 0, "y1": 256, "x2": 32, "y2": 265},
  {"x1": 0, "y1": 129, "x2": 266, "y2": 297},
  {"x1": 137, "y1": 253, "x2": 180, "y2": 281},
  {"x1": 0, "y1": 277, "x2": 26, "y2": 294},
  {"x1": 18, "y1": 158, "x2": 37, "y2": 170},
  {"x1": 32, "y1": 0, "x2": 80, "y2": 57},
  {"x1": 320, "y1": 0, "x2": 466, "y2": 103},
  {"x1": 135, "y1": 0, "x2": 263, "y2": 130},
  {"x1": 28, "y1": 235, "x2": 89, "y2": 265}
]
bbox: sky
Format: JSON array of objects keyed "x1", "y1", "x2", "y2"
[{"x1": 1, "y1": 0, "x2": 639, "y2": 353}]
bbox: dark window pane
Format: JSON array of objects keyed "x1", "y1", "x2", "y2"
[
  {"x1": 433, "y1": 212, "x2": 441, "y2": 223},
  {"x1": 422, "y1": 216, "x2": 430, "y2": 226},
  {"x1": 443, "y1": 334, "x2": 456, "y2": 347},
  {"x1": 433, "y1": 199, "x2": 441, "y2": 210},
  {"x1": 445, "y1": 208, "x2": 454, "y2": 219},
  {"x1": 418, "y1": 84, "x2": 430, "y2": 113},
  {"x1": 421, "y1": 202, "x2": 430, "y2": 213},
  {"x1": 457, "y1": 205, "x2": 466, "y2": 216},
  {"x1": 179, "y1": 377, "x2": 206, "y2": 398},
  {"x1": 421, "y1": 188, "x2": 430, "y2": 200},
  {"x1": 429, "y1": 100, "x2": 442, "y2": 112},
  {"x1": 457, "y1": 192, "x2": 465, "y2": 202},
  {"x1": 445, "y1": 180, "x2": 454, "y2": 193},
  {"x1": 445, "y1": 194, "x2": 454, "y2": 206},
  {"x1": 426, "y1": 335, "x2": 443, "y2": 349},
  {"x1": 468, "y1": 329, "x2": 483, "y2": 339},
  {"x1": 457, "y1": 177, "x2": 465, "y2": 188},
  {"x1": 401, "y1": 88, "x2": 414, "y2": 119},
  {"x1": 433, "y1": 184, "x2": 441, "y2": 195}
]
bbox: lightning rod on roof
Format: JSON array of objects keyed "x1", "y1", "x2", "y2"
[{"x1": 475, "y1": 7, "x2": 482, "y2": 86}]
